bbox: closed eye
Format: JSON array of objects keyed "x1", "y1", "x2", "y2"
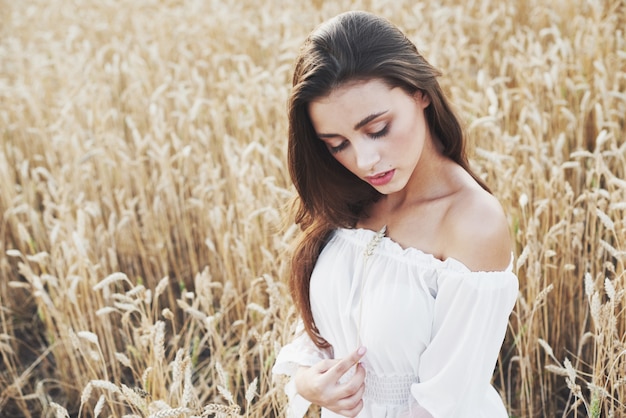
[
  {"x1": 369, "y1": 124, "x2": 389, "y2": 139},
  {"x1": 328, "y1": 140, "x2": 349, "y2": 154}
]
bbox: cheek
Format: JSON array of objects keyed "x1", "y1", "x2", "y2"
[
  {"x1": 389, "y1": 126, "x2": 414, "y2": 151},
  {"x1": 398, "y1": 116, "x2": 426, "y2": 148}
]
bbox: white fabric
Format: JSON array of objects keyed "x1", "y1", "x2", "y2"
[{"x1": 273, "y1": 228, "x2": 519, "y2": 418}]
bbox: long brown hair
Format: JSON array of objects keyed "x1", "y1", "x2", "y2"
[{"x1": 287, "y1": 11, "x2": 489, "y2": 348}]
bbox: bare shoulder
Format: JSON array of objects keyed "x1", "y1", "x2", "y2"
[{"x1": 442, "y1": 185, "x2": 512, "y2": 272}]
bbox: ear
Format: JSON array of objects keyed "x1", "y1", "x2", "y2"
[{"x1": 414, "y1": 90, "x2": 431, "y2": 108}]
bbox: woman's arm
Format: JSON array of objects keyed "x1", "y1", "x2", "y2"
[{"x1": 410, "y1": 268, "x2": 518, "y2": 417}]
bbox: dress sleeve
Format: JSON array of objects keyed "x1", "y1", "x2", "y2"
[
  {"x1": 410, "y1": 267, "x2": 518, "y2": 418},
  {"x1": 272, "y1": 320, "x2": 332, "y2": 418}
]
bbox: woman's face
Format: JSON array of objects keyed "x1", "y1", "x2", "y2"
[{"x1": 308, "y1": 78, "x2": 431, "y2": 194}]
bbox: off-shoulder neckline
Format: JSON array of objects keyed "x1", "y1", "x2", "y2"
[{"x1": 334, "y1": 227, "x2": 514, "y2": 274}]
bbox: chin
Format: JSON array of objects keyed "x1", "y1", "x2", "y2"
[{"x1": 374, "y1": 183, "x2": 403, "y2": 195}]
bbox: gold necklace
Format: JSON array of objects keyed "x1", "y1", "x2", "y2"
[{"x1": 356, "y1": 225, "x2": 387, "y2": 348}]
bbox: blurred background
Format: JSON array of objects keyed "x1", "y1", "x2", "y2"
[{"x1": 0, "y1": 0, "x2": 624, "y2": 416}]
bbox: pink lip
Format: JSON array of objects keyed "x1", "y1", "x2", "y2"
[{"x1": 366, "y1": 169, "x2": 395, "y2": 186}]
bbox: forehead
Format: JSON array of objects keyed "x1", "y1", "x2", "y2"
[
  {"x1": 314, "y1": 78, "x2": 392, "y2": 105},
  {"x1": 308, "y1": 79, "x2": 396, "y2": 129}
]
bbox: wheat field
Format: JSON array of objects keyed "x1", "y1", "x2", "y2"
[{"x1": 0, "y1": 0, "x2": 624, "y2": 417}]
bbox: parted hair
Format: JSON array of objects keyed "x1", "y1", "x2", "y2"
[{"x1": 287, "y1": 11, "x2": 489, "y2": 348}]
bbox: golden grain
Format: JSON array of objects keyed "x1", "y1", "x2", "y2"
[
  {"x1": 93, "y1": 272, "x2": 132, "y2": 291},
  {"x1": 50, "y1": 402, "x2": 70, "y2": 418},
  {"x1": 1, "y1": 0, "x2": 624, "y2": 416},
  {"x1": 182, "y1": 362, "x2": 194, "y2": 408},
  {"x1": 121, "y1": 384, "x2": 148, "y2": 411},
  {"x1": 148, "y1": 407, "x2": 192, "y2": 418},
  {"x1": 90, "y1": 380, "x2": 121, "y2": 394}
]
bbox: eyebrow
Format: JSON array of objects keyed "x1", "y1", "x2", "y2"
[{"x1": 317, "y1": 110, "x2": 389, "y2": 138}]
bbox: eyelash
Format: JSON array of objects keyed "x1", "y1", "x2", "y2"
[
  {"x1": 328, "y1": 124, "x2": 389, "y2": 154},
  {"x1": 329, "y1": 142, "x2": 348, "y2": 154},
  {"x1": 369, "y1": 125, "x2": 389, "y2": 139}
]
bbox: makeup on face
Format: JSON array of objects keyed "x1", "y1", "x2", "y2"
[{"x1": 308, "y1": 79, "x2": 431, "y2": 194}]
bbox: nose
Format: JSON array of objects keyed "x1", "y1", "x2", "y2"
[{"x1": 354, "y1": 139, "x2": 381, "y2": 172}]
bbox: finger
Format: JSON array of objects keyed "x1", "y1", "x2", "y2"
[
  {"x1": 335, "y1": 363, "x2": 365, "y2": 396},
  {"x1": 337, "y1": 398, "x2": 364, "y2": 418},
  {"x1": 329, "y1": 346, "x2": 367, "y2": 378},
  {"x1": 352, "y1": 362, "x2": 366, "y2": 383},
  {"x1": 343, "y1": 376, "x2": 366, "y2": 399},
  {"x1": 311, "y1": 358, "x2": 340, "y2": 373}
]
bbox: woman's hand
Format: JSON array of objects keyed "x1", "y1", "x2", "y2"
[{"x1": 294, "y1": 346, "x2": 367, "y2": 417}]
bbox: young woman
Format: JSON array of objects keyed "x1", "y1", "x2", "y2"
[{"x1": 272, "y1": 11, "x2": 519, "y2": 418}]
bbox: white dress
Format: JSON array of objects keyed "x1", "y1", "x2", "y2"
[{"x1": 273, "y1": 228, "x2": 519, "y2": 418}]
